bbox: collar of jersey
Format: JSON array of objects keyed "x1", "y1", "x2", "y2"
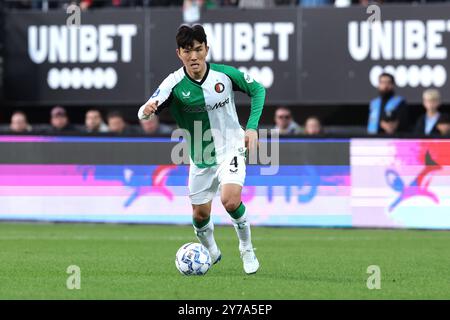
[{"x1": 183, "y1": 62, "x2": 210, "y2": 86}]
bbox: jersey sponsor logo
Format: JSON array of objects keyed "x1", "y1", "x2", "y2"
[
  {"x1": 206, "y1": 97, "x2": 229, "y2": 111},
  {"x1": 182, "y1": 91, "x2": 191, "y2": 99},
  {"x1": 183, "y1": 97, "x2": 230, "y2": 113},
  {"x1": 183, "y1": 105, "x2": 205, "y2": 113},
  {"x1": 214, "y1": 82, "x2": 225, "y2": 93}
]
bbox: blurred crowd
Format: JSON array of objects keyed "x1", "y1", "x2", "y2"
[
  {"x1": 363, "y1": 73, "x2": 450, "y2": 137},
  {"x1": 5, "y1": 0, "x2": 450, "y2": 10},
  {"x1": 270, "y1": 73, "x2": 450, "y2": 137},
  {"x1": 2, "y1": 1, "x2": 450, "y2": 137},
  {"x1": 3, "y1": 106, "x2": 174, "y2": 136},
  {"x1": 3, "y1": 73, "x2": 450, "y2": 137}
]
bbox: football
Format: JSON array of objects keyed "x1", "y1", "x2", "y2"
[{"x1": 175, "y1": 242, "x2": 211, "y2": 276}]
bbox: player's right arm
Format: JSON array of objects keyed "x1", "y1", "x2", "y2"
[{"x1": 137, "y1": 74, "x2": 176, "y2": 120}]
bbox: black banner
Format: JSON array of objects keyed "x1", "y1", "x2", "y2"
[
  {"x1": 4, "y1": 5, "x2": 450, "y2": 106},
  {"x1": 148, "y1": 8, "x2": 298, "y2": 105},
  {"x1": 4, "y1": 9, "x2": 146, "y2": 105},
  {"x1": 0, "y1": 300, "x2": 432, "y2": 319},
  {"x1": 0, "y1": 137, "x2": 349, "y2": 165},
  {"x1": 301, "y1": 4, "x2": 450, "y2": 104}
]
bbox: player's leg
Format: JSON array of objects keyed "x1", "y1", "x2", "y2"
[
  {"x1": 191, "y1": 201, "x2": 221, "y2": 264},
  {"x1": 219, "y1": 152, "x2": 259, "y2": 274},
  {"x1": 221, "y1": 184, "x2": 259, "y2": 274},
  {"x1": 189, "y1": 165, "x2": 221, "y2": 264}
]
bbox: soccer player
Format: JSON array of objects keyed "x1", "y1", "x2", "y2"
[{"x1": 138, "y1": 24, "x2": 265, "y2": 274}]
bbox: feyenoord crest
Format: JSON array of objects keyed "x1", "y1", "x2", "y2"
[{"x1": 214, "y1": 82, "x2": 225, "y2": 93}]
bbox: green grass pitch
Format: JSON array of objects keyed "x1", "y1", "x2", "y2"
[{"x1": 0, "y1": 222, "x2": 449, "y2": 299}]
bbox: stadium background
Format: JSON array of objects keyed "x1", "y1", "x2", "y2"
[
  {"x1": 0, "y1": 0, "x2": 450, "y2": 300},
  {"x1": 1, "y1": 1, "x2": 449, "y2": 228}
]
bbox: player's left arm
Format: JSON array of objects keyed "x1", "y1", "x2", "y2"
[{"x1": 219, "y1": 65, "x2": 266, "y2": 150}]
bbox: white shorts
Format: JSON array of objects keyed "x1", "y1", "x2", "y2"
[{"x1": 188, "y1": 151, "x2": 246, "y2": 205}]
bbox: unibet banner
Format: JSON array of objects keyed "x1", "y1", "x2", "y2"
[
  {"x1": 4, "y1": 10, "x2": 146, "y2": 105},
  {"x1": 4, "y1": 5, "x2": 450, "y2": 106},
  {"x1": 4, "y1": 8, "x2": 298, "y2": 106},
  {"x1": 147, "y1": 8, "x2": 298, "y2": 105},
  {"x1": 301, "y1": 4, "x2": 450, "y2": 104}
]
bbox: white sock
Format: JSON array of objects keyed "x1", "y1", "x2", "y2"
[
  {"x1": 193, "y1": 220, "x2": 219, "y2": 256},
  {"x1": 231, "y1": 212, "x2": 253, "y2": 251}
]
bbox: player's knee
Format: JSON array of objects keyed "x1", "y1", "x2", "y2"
[
  {"x1": 192, "y1": 206, "x2": 210, "y2": 222},
  {"x1": 221, "y1": 198, "x2": 241, "y2": 213}
]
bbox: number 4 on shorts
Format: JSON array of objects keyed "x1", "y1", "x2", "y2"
[{"x1": 230, "y1": 156, "x2": 238, "y2": 168}]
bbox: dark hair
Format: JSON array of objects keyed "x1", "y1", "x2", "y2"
[
  {"x1": 107, "y1": 110, "x2": 125, "y2": 121},
  {"x1": 379, "y1": 72, "x2": 395, "y2": 85},
  {"x1": 176, "y1": 24, "x2": 207, "y2": 49}
]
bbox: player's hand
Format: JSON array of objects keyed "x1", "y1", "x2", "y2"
[
  {"x1": 138, "y1": 100, "x2": 158, "y2": 120},
  {"x1": 380, "y1": 120, "x2": 399, "y2": 135},
  {"x1": 245, "y1": 129, "x2": 258, "y2": 153},
  {"x1": 144, "y1": 100, "x2": 159, "y2": 116}
]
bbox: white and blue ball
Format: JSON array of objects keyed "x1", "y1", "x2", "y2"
[{"x1": 175, "y1": 242, "x2": 211, "y2": 276}]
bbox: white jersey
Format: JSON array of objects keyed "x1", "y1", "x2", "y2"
[{"x1": 138, "y1": 63, "x2": 265, "y2": 168}]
